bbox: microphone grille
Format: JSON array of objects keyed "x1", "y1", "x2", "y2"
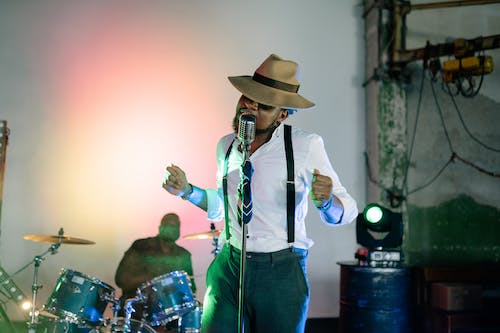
[{"x1": 238, "y1": 114, "x2": 256, "y2": 145}]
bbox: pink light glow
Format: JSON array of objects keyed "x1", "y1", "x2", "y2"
[{"x1": 29, "y1": 3, "x2": 231, "y2": 294}]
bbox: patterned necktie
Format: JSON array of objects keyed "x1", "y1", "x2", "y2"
[{"x1": 238, "y1": 159, "x2": 253, "y2": 225}]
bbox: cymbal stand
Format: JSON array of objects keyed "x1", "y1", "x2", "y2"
[
  {"x1": 27, "y1": 244, "x2": 62, "y2": 332},
  {"x1": 8, "y1": 228, "x2": 65, "y2": 333}
]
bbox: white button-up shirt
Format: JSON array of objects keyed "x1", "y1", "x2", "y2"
[{"x1": 204, "y1": 124, "x2": 358, "y2": 252}]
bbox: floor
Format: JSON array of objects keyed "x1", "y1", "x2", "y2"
[
  {"x1": 305, "y1": 318, "x2": 338, "y2": 333},
  {"x1": 3, "y1": 317, "x2": 340, "y2": 332}
]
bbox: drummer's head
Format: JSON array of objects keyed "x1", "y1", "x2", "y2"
[{"x1": 159, "y1": 213, "x2": 180, "y2": 241}]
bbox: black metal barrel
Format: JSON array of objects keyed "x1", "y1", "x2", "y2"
[{"x1": 338, "y1": 262, "x2": 413, "y2": 333}]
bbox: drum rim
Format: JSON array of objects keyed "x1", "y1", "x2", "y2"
[
  {"x1": 146, "y1": 300, "x2": 198, "y2": 327},
  {"x1": 59, "y1": 268, "x2": 116, "y2": 291},
  {"x1": 138, "y1": 270, "x2": 189, "y2": 289},
  {"x1": 41, "y1": 306, "x2": 104, "y2": 326},
  {"x1": 108, "y1": 317, "x2": 157, "y2": 333}
]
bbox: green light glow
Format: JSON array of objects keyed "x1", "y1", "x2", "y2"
[{"x1": 365, "y1": 206, "x2": 383, "y2": 223}]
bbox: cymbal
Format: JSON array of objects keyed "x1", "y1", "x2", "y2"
[
  {"x1": 23, "y1": 234, "x2": 95, "y2": 245},
  {"x1": 183, "y1": 229, "x2": 222, "y2": 240}
]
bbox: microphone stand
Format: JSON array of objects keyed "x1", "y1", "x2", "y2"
[{"x1": 237, "y1": 144, "x2": 251, "y2": 333}]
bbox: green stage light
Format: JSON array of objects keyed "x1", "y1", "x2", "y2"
[
  {"x1": 362, "y1": 203, "x2": 394, "y2": 232},
  {"x1": 357, "y1": 203, "x2": 403, "y2": 249},
  {"x1": 364, "y1": 204, "x2": 383, "y2": 223}
]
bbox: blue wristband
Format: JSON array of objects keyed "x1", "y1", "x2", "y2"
[
  {"x1": 181, "y1": 184, "x2": 194, "y2": 200},
  {"x1": 316, "y1": 195, "x2": 333, "y2": 210}
]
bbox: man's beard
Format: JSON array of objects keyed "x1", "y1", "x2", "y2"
[
  {"x1": 255, "y1": 124, "x2": 278, "y2": 135},
  {"x1": 232, "y1": 114, "x2": 279, "y2": 136}
]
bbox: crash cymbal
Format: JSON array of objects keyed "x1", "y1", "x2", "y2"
[
  {"x1": 23, "y1": 234, "x2": 95, "y2": 245},
  {"x1": 183, "y1": 229, "x2": 222, "y2": 240}
]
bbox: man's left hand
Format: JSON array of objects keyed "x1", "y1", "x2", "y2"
[{"x1": 311, "y1": 168, "x2": 333, "y2": 205}]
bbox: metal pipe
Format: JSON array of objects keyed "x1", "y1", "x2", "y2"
[
  {"x1": 392, "y1": 0, "x2": 405, "y2": 64},
  {"x1": 397, "y1": 33, "x2": 500, "y2": 63},
  {"x1": 411, "y1": 0, "x2": 500, "y2": 10}
]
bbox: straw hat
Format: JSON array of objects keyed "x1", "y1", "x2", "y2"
[{"x1": 228, "y1": 54, "x2": 315, "y2": 109}]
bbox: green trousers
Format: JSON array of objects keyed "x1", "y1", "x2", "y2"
[{"x1": 201, "y1": 244, "x2": 309, "y2": 333}]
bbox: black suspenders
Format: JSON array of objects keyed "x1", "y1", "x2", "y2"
[
  {"x1": 222, "y1": 139, "x2": 234, "y2": 241},
  {"x1": 222, "y1": 125, "x2": 295, "y2": 244},
  {"x1": 283, "y1": 125, "x2": 295, "y2": 244}
]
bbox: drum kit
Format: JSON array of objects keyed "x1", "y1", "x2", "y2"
[
  {"x1": 7, "y1": 225, "x2": 221, "y2": 333},
  {"x1": 35, "y1": 268, "x2": 201, "y2": 333}
]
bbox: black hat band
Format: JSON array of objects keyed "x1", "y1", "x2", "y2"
[{"x1": 252, "y1": 72, "x2": 300, "y2": 93}]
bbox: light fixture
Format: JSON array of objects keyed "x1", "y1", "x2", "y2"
[
  {"x1": 356, "y1": 203, "x2": 403, "y2": 250},
  {"x1": 355, "y1": 203, "x2": 404, "y2": 267}
]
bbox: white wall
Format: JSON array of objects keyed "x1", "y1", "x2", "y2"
[{"x1": 0, "y1": 1, "x2": 365, "y2": 322}]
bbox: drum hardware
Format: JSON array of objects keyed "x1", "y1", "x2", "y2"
[
  {"x1": 9, "y1": 227, "x2": 66, "y2": 333},
  {"x1": 109, "y1": 297, "x2": 121, "y2": 329},
  {"x1": 105, "y1": 317, "x2": 156, "y2": 333},
  {"x1": 37, "y1": 310, "x2": 60, "y2": 320},
  {"x1": 122, "y1": 296, "x2": 142, "y2": 333},
  {"x1": 182, "y1": 223, "x2": 221, "y2": 257},
  {"x1": 104, "y1": 296, "x2": 155, "y2": 333},
  {"x1": 9, "y1": 228, "x2": 96, "y2": 332}
]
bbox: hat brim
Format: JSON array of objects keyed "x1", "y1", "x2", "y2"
[{"x1": 228, "y1": 76, "x2": 315, "y2": 109}]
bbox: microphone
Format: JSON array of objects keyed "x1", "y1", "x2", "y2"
[
  {"x1": 237, "y1": 113, "x2": 256, "y2": 150},
  {"x1": 237, "y1": 114, "x2": 254, "y2": 224}
]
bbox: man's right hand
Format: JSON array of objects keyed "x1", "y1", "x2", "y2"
[{"x1": 162, "y1": 164, "x2": 190, "y2": 197}]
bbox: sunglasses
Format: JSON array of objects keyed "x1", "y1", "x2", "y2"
[
  {"x1": 258, "y1": 103, "x2": 276, "y2": 111},
  {"x1": 242, "y1": 96, "x2": 277, "y2": 111}
]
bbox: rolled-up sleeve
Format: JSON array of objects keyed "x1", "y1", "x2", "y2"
[
  {"x1": 320, "y1": 190, "x2": 358, "y2": 225},
  {"x1": 307, "y1": 134, "x2": 358, "y2": 225},
  {"x1": 205, "y1": 135, "x2": 234, "y2": 222},
  {"x1": 205, "y1": 187, "x2": 224, "y2": 221}
]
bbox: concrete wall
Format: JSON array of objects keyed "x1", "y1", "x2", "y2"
[{"x1": 403, "y1": 2, "x2": 500, "y2": 265}]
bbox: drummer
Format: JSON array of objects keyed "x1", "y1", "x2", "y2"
[{"x1": 115, "y1": 212, "x2": 196, "y2": 332}]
